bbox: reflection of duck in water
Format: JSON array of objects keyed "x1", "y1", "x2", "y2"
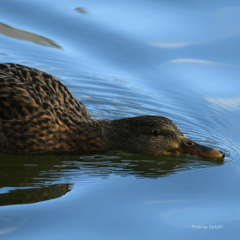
[{"x1": 0, "y1": 63, "x2": 224, "y2": 159}]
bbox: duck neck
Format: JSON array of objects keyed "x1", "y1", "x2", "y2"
[
  {"x1": 69, "y1": 118, "x2": 111, "y2": 151},
  {"x1": 70, "y1": 118, "x2": 138, "y2": 153},
  {"x1": 102, "y1": 118, "x2": 134, "y2": 152}
]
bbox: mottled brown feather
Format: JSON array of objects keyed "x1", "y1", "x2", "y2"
[{"x1": 0, "y1": 63, "x2": 100, "y2": 152}]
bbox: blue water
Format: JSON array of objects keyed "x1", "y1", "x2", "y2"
[{"x1": 1, "y1": 0, "x2": 240, "y2": 239}]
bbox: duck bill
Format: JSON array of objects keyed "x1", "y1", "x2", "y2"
[{"x1": 175, "y1": 136, "x2": 224, "y2": 159}]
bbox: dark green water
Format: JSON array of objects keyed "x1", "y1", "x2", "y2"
[{"x1": 0, "y1": 0, "x2": 240, "y2": 239}]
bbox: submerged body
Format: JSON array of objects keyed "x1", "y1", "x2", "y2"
[{"x1": 0, "y1": 63, "x2": 223, "y2": 158}]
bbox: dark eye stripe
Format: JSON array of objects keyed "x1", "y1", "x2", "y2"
[{"x1": 151, "y1": 129, "x2": 178, "y2": 139}]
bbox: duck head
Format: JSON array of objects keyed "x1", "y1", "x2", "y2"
[{"x1": 104, "y1": 116, "x2": 224, "y2": 159}]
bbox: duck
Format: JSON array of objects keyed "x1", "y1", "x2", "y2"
[{"x1": 0, "y1": 63, "x2": 224, "y2": 159}]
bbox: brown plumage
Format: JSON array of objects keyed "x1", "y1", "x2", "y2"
[{"x1": 0, "y1": 63, "x2": 224, "y2": 158}]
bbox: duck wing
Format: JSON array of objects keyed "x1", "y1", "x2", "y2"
[{"x1": 0, "y1": 63, "x2": 91, "y2": 121}]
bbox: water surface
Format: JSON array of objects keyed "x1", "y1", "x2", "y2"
[{"x1": 0, "y1": 0, "x2": 240, "y2": 239}]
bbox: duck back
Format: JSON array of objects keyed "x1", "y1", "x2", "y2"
[{"x1": 0, "y1": 63, "x2": 92, "y2": 152}]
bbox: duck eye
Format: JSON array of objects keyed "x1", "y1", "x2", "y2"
[{"x1": 152, "y1": 129, "x2": 160, "y2": 136}]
